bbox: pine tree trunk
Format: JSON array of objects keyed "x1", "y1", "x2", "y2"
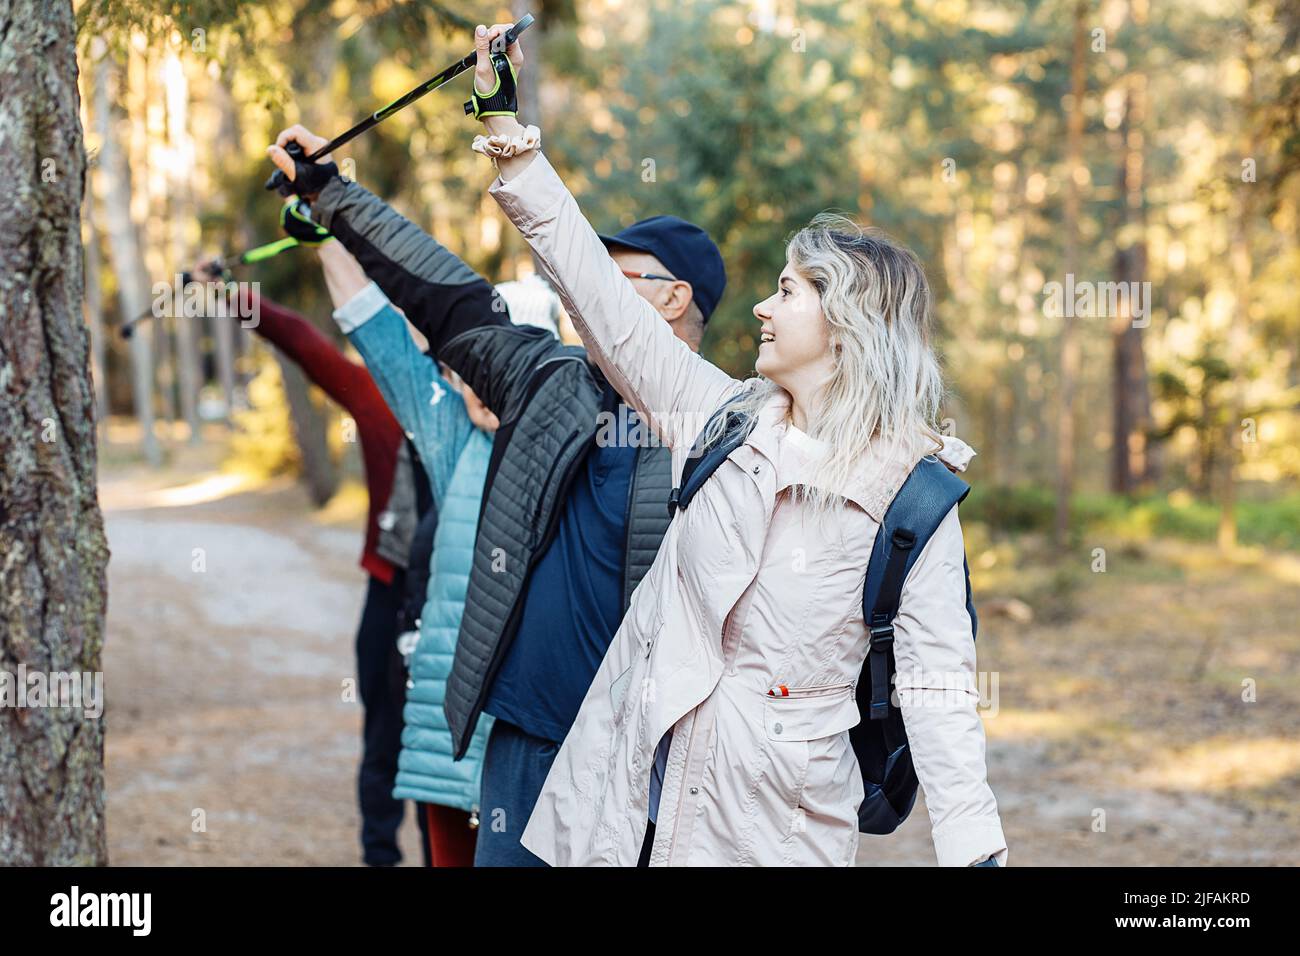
[
  {"x1": 1221, "y1": 124, "x2": 1254, "y2": 551},
  {"x1": 82, "y1": 172, "x2": 108, "y2": 432},
  {"x1": 272, "y1": 16, "x2": 341, "y2": 505},
  {"x1": 276, "y1": 356, "x2": 340, "y2": 506},
  {"x1": 165, "y1": 49, "x2": 202, "y2": 442},
  {"x1": 94, "y1": 47, "x2": 162, "y2": 465},
  {"x1": 0, "y1": 0, "x2": 110, "y2": 865},
  {"x1": 138, "y1": 44, "x2": 178, "y2": 432},
  {"x1": 208, "y1": 67, "x2": 241, "y2": 417},
  {"x1": 1110, "y1": 0, "x2": 1154, "y2": 495}
]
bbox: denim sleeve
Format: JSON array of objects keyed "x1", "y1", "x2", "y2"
[
  {"x1": 313, "y1": 176, "x2": 511, "y2": 359},
  {"x1": 341, "y1": 298, "x2": 474, "y2": 510}
]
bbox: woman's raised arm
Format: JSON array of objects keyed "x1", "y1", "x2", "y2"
[{"x1": 470, "y1": 24, "x2": 741, "y2": 450}]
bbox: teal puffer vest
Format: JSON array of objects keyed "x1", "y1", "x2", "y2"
[{"x1": 392, "y1": 428, "x2": 494, "y2": 811}]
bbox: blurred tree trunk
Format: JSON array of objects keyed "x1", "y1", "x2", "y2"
[
  {"x1": 94, "y1": 46, "x2": 162, "y2": 465},
  {"x1": 78, "y1": 58, "x2": 108, "y2": 434},
  {"x1": 0, "y1": 0, "x2": 110, "y2": 865},
  {"x1": 1219, "y1": 44, "x2": 1257, "y2": 551},
  {"x1": 82, "y1": 166, "x2": 108, "y2": 433},
  {"x1": 1054, "y1": 1, "x2": 1087, "y2": 544},
  {"x1": 276, "y1": 357, "x2": 339, "y2": 506},
  {"x1": 208, "y1": 65, "x2": 242, "y2": 417},
  {"x1": 1111, "y1": 0, "x2": 1154, "y2": 495},
  {"x1": 278, "y1": 12, "x2": 341, "y2": 505},
  {"x1": 165, "y1": 48, "x2": 202, "y2": 442},
  {"x1": 138, "y1": 44, "x2": 178, "y2": 431},
  {"x1": 513, "y1": 0, "x2": 542, "y2": 129},
  {"x1": 993, "y1": 163, "x2": 1020, "y2": 481}
]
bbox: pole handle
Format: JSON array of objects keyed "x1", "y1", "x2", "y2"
[{"x1": 264, "y1": 12, "x2": 537, "y2": 192}]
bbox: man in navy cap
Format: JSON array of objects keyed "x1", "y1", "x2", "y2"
[
  {"x1": 596, "y1": 215, "x2": 726, "y2": 350},
  {"x1": 468, "y1": 215, "x2": 725, "y2": 866},
  {"x1": 268, "y1": 119, "x2": 726, "y2": 867}
]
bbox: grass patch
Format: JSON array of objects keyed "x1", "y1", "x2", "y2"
[{"x1": 964, "y1": 485, "x2": 1300, "y2": 551}]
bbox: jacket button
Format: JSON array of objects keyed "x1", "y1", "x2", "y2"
[
  {"x1": 752, "y1": 464, "x2": 761, "y2": 474},
  {"x1": 689, "y1": 787, "x2": 699, "y2": 795},
  {"x1": 773, "y1": 722, "x2": 783, "y2": 735}
]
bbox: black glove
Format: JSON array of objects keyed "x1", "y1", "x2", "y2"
[
  {"x1": 264, "y1": 140, "x2": 340, "y2": 198},
  {"x1": 464, "y1": 51, "x2": 518, "y2": 119},
  {"x1": 280, "y1": 198, "x2": 332, "y2": 246}
]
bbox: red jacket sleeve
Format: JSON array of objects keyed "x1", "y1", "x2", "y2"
[{"x1": 245, "y1": 292, "x2": 404, "y2": 583}]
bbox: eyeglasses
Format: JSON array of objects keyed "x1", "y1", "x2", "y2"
[{"x1": 620, "y1": 269, "x2": 678, "y2": 283}]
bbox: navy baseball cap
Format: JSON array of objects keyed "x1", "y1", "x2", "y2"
[{"x1": 598, "y1": 215, "x2": 727, "y2": 322}]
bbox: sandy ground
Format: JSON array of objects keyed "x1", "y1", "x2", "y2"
[
  {"x1": 102, "y1": 447, "x2": 423, "y2": 866},
  {"x1": 101, "y1": 446, "x2": 1300, "y2": 866}
]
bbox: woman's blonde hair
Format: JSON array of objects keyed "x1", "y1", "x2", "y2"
[{"x1": 703, "y1": 212, "x2": 945, "y2": 517}]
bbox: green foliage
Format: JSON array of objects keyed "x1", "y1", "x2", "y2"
[
  {"x1": 964, "y1": 484, "x2": 1300, "y2": 551},
  {"x1": 79, "y1": 0, "x2": 1300, "y2": 519},
  {"x1": 547, "y1": 0, "x2": 861, "y2": 378}
]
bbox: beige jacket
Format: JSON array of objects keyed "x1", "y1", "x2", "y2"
[{"x1": 487, "y1": 149, "x2": 1008, "y2": 867}]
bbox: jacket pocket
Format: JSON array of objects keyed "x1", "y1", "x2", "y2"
[
  {"x1": 762, "y1": 683, "x2": 861, "y2": 742},
  {"x1": 610, "y1": 664, "x2": 635, "y2": 718},
  {"x1": 762, "y1": 685, "x2": 862, "y2": 849}
]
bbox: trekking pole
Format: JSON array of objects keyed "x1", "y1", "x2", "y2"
[
  {"x1": 118, "y1": 235, "x2": 300, "y2": 339},
  {"x1": 265, "y1": 13, "x2": 535, "y2": 196}
]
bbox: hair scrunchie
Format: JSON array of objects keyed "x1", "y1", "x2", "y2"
[{"x1": 471, "y1": 124, "x2": 542, "y2": 159}]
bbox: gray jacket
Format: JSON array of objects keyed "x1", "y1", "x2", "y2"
[{"x1": 315, "y1": 176, "x2": 673, "y2": 759}]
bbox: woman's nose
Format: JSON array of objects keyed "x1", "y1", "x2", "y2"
[{"x1": 752, "y1": 297, "x2": 771, "y2": 321}]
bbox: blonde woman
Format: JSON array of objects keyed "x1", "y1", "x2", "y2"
[{"x1": 466, "y1": 24, "x2": 1008, "y2": 867}]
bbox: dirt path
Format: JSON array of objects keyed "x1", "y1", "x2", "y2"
[
  {"x1": 101, "y1": 456, "x2": 1300, "y2": 866},
  {"x1": 102, "y1": 459, "x2": 423, "y2": 866}
]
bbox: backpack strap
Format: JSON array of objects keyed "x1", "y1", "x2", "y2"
[
  {"x1": 666, "y1": 392, "x2": 755, "y2": 517},
  {"x1": 866, "y1": 527, "x2": 917, "y2": 721},
  {"x1": 861, "y1": 456, "x2": 972, "y2": 726}
]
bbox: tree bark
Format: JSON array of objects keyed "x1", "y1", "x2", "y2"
[{"x1": 0, "y1": 0, "x2": 110, "y2": 865}]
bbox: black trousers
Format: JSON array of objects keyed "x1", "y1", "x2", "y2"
[
  {"x1": 355, "y1": 572, "x2": 408, "y2": 866},
  {"x1": 637, "y1": 819, "x2": 655, "y2": 867}
]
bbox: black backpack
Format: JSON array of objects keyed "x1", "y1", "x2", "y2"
[{"x1": 667, "y1": 395, "x2": 978, "y2": 834}]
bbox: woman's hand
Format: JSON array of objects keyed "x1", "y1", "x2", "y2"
[
  {"x1": 266, "y1": 125, "x2": 338, "y2": 202},
  {"x1": 189, "y1": 260, "x2": 223, "y2": 284},
  {"x1": 473, "y1": 22, "x2": 526, "y2": 140},
  {"x1": 470, "y1": 23, "x2": 540, "y2": 182}
]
